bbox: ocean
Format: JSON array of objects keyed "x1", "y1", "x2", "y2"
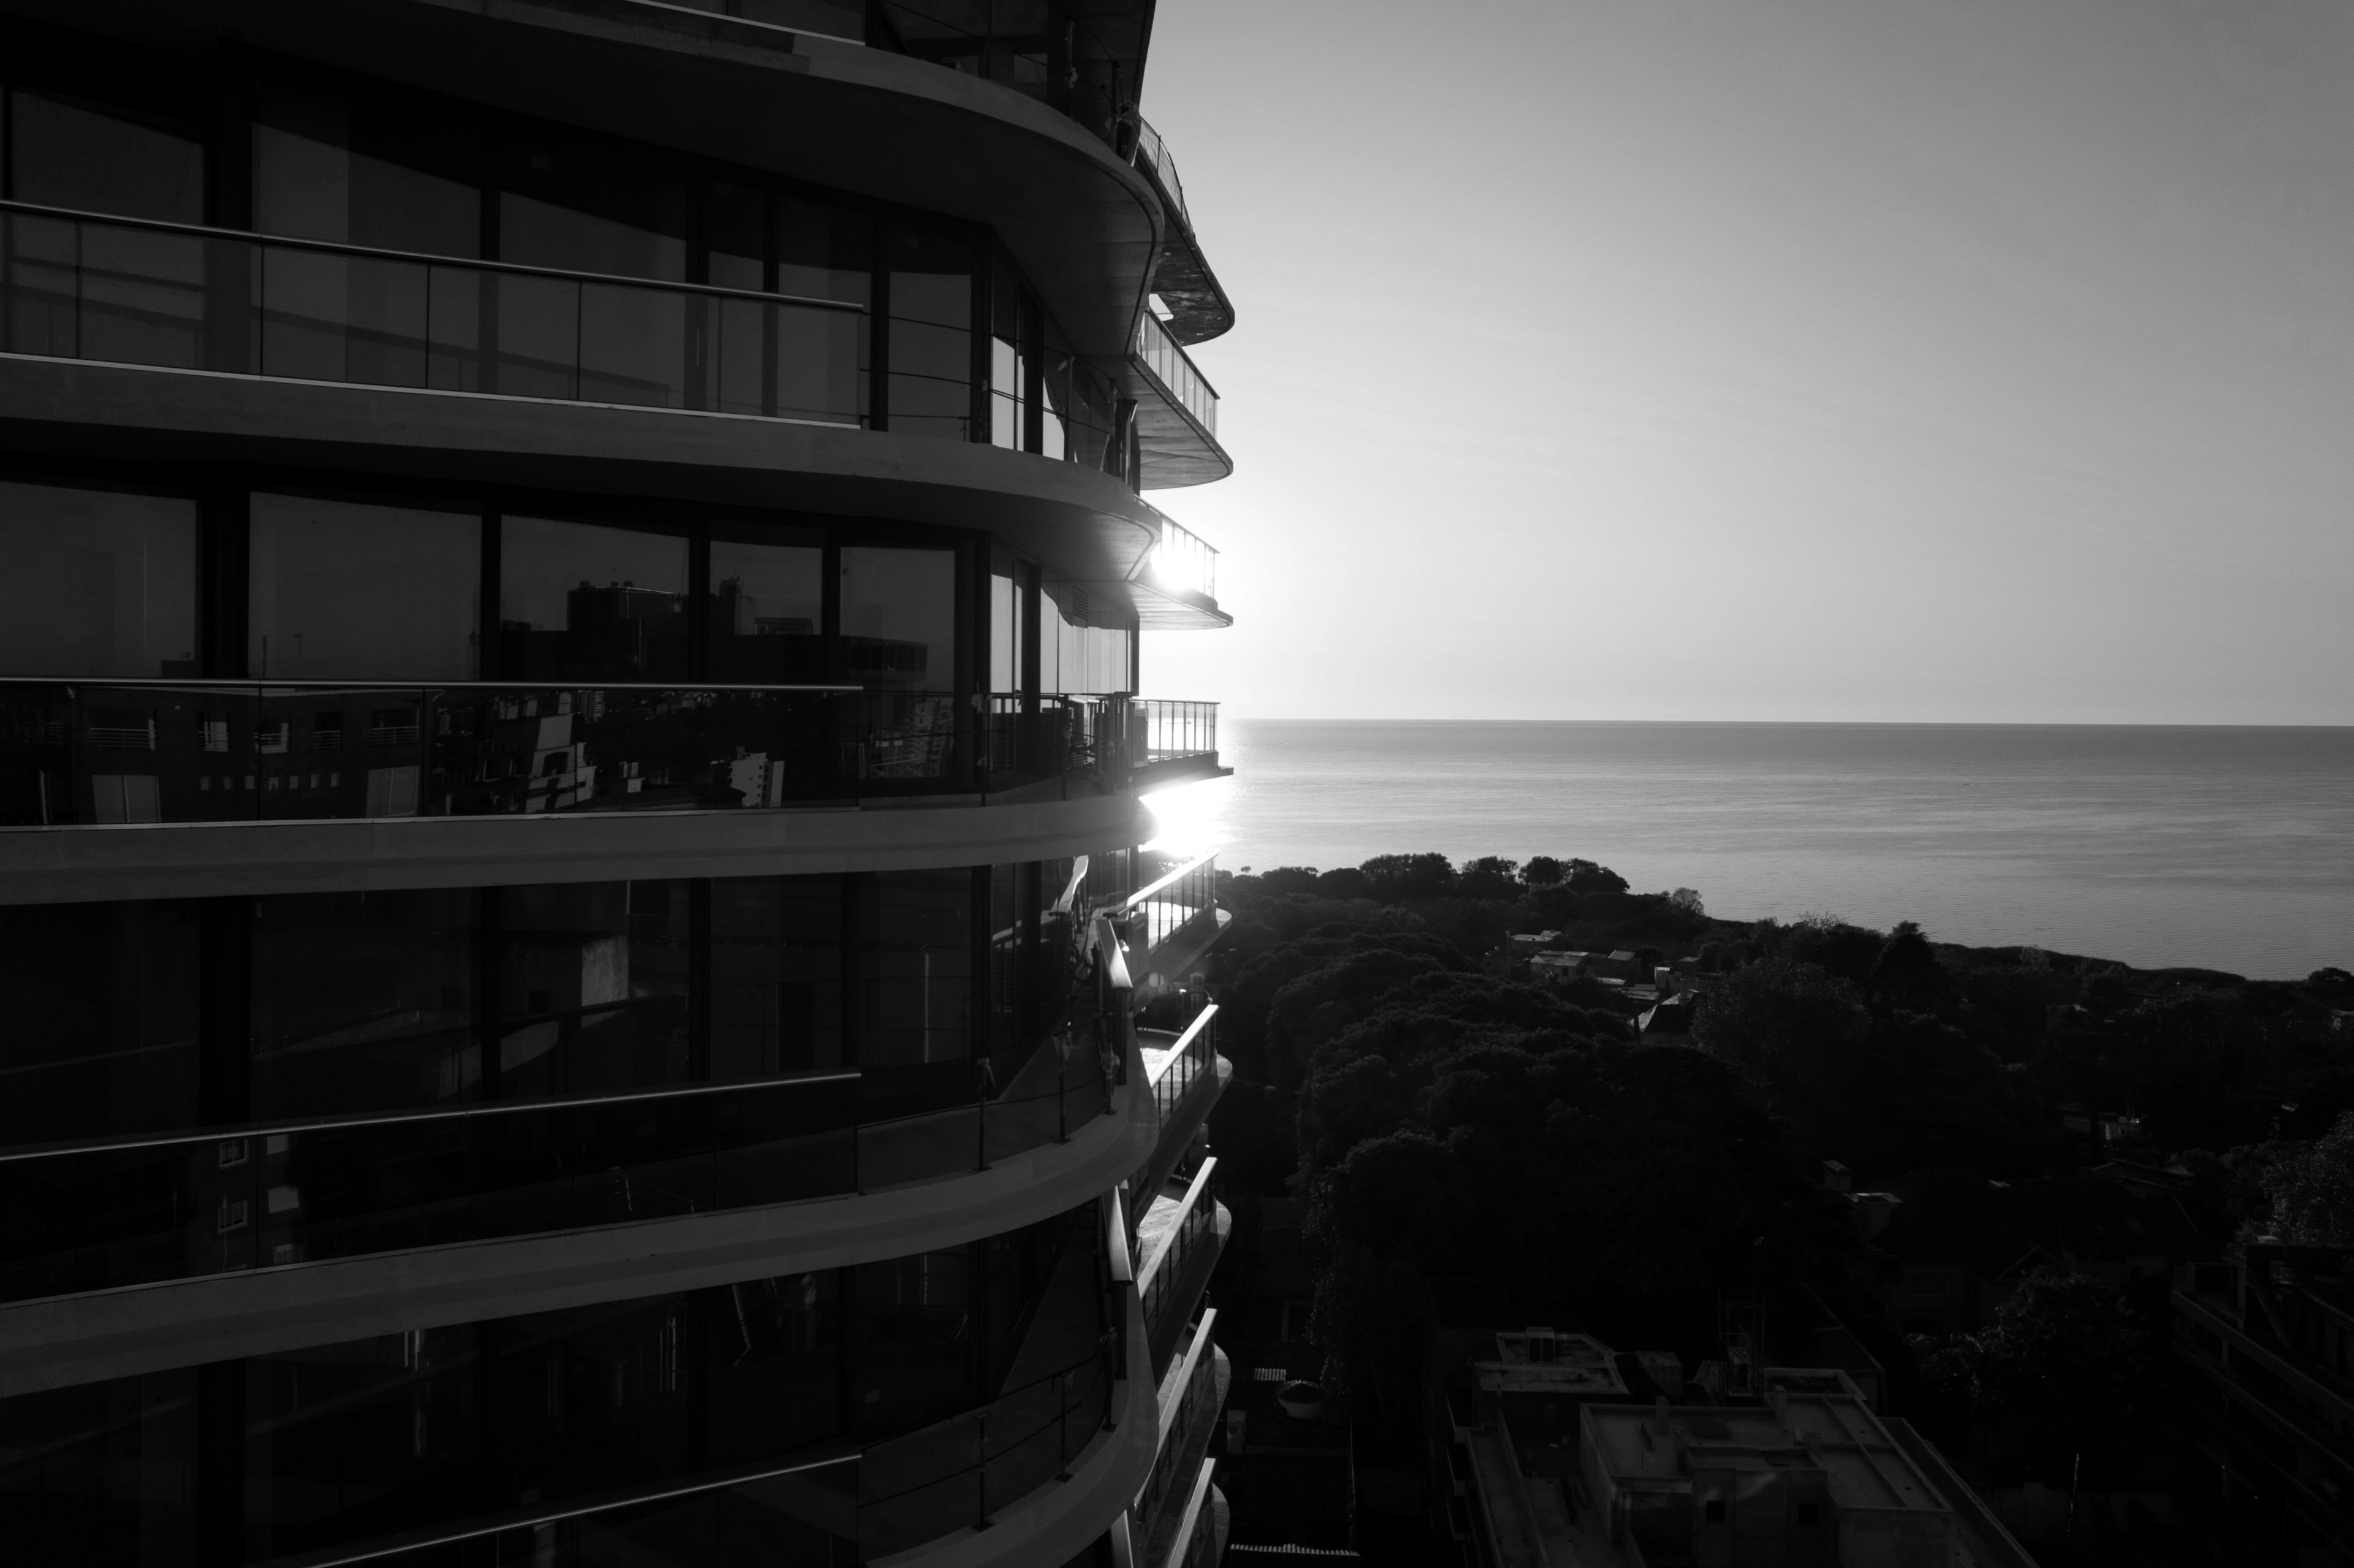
[{"x1": 1151, "y1": 721, "x2": 2354, "y2": 981}]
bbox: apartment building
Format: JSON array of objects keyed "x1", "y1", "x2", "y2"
[{"x1": 0, "y1": 2, "x2": 1235, "y2": 1563}]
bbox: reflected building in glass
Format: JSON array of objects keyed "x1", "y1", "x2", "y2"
[{"x1": 0, "y1": 4, "x2": 1238, "y2": 1565}]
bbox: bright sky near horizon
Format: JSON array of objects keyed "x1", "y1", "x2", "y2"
[{"x1": 1136, "y1": 0, "x2": 2354, "y2": 725}]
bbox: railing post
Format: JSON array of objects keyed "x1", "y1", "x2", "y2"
[{"x1": 974, "y1": 1409, "x2": 989, "y2": 1529}]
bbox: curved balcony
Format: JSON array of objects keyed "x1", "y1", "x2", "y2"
[
  {"x1": 1136, "y1": 1157, "x2": 1227, "y2": 1373},
  {"x1": 1129, "y1": 310, "x2": 1232, "y2": 490},
  {"x1": 0, "y1": 202, "x2": 1161, "y2": 588},
  {"x1": 1132, "y1": 120, "x2": 1237, "y2": 347},
  {"x1": 0, "y1": 681, "x2": 1218, "y2": 902}
]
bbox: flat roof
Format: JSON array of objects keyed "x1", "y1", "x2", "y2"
[{"x1": 1583, "y1": 1381, "x2": 1952, "y2": 1517}]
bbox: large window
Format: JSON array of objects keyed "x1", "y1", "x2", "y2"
[
  {"x1": 497, "y1": 880, "x2": 693, "y2": 1100},
  {"x1": 840, "y1": 544, "x2": 956, "y2": 691},
  {"x1": 711, "y1": 874, "x2": 842, "y2": 1079},
  {"x1": 499, "y1": 516, "x2": 692, "y2": 682},
  {"x1": 0, "y1": 1215, "x2": 1096, "y2": 1566},
  {"x1": 0, "y1": 481, "x2": 196, "y2": 678},
  {"x1": 884, "y1": 226, "x2": 973, "y2": 441},
  {"x1": 0, "y1": 900, "x2": 199, "y2": 1147},
  {"x1": 858, "y1": 869, "x2": 974, "y2": 1072},
  {"x1": 708, "y1": 524, "x2": 825, "y2": 683},
  {"x1": 249, "y1": 889, "x2": 481, "y2": 1120},
  {"x1": 248, "y1": 493, "x2": 479, "y2": 680},
  {"x1": 1039, "y1": 578, "x2": 1132, "y2": 694},
  {"x1": 9, "y1": 89, "x2": 203, "y2": 223}
]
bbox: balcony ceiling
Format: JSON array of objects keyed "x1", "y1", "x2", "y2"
[{"x1": 7, "y1": 0, "x2": 1164, "y2": 360}]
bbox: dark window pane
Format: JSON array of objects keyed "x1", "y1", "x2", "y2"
[
  {"x1": 249, "y1": 890, "x2": 480, "y2": 1119},
  {"x1": 709, "y1": 529, "x2": 825, "y2": 683},
  {"x1": 851, "y1": 1249, "x2": 973, "y2": 1434},
  {"x1": 253, "y1": 88, "x2": 481, "y2": 257},
  {"x1": 711, "y1": 875, "x2": 843, "y2": 1079},
  {"x1": 0, "y1": 1368, "x2": 197, "y2": 1564},
  {"x1": 859, "y1": 870, "x2": 972, "y2": 1069},
  {"x1": 705, "y1": 181, "x2": 766, "y2": 294},
  {"x1": 497, "y1": 881, "x2": 691, "y2": 1098},
  {"x1": 1039, "y1": 579, "x2": 1131, "y2": 693},
  {"x1": 0, "y1": 482, "x2": 197, "y2": 677},
  {"x1": 0, "y1": 900, "x2": 199, "y2": 1147},
  {"x1": 712, "y1": 1272, "x2": 842, "y2": 1461},
  {"x1": 840, "y1": 546, "x2": 955, "y2": 693},
  {"x1": 498, "y1": 516, "x2": 690, "y2": 681},
  {"x1": 249, "y1": 494, "x2": 479, "y2": 681},
  {"x1": 10, "y1": 91, "x2": 203, "y2": 223},
  {"x1": 988, "y1": 559, "x2": 1023, "y2": 695},
  {"x1": 499, "y1": 145, "x2": 687, "y2": 283},
  {"x1": 886, "y1": 226, "x2": 971, "y2": 441},
  {"x1": 777, "y1": 198, "x2": 872, "y2": 306}
]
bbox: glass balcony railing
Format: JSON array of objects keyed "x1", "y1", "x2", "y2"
[
  {"x1": 1137, "y1": 1157, "x2": 1219, "y2": 1347},
  {"x1": 0, "y1": 680, "x2": 1219, "y2": 826},
  {"x1": 1127, "y1": 853, "x2": 1219, "y2": 954},
  {"x1": 344, "y1": 1338, "x2": 1113, "y2": 1566},
  {"x1": 1145, "y1": 1005, "x2": 1220, "y2": 1130},
  {"x1": 1133, "y1": 120, "x2": 1193, "y2": 237},
  {"x1": 0, "y1": 1038, "x2": 1113, "y2": 1306},
  {"x1": 0, "y1": 202, "x2": 868, "y2": 425},
  {"x1": 1138, "y1": 1309, "x2": 1222, "y2": 1547},
  {"x1": 1134, "y1": 698, "x2": 1219, "y2": 766},
  {"x1": 1135, "y1": 309, "x2": 1218, "y2": 434},
  {"x1": 1149, "y1": 518, "x2": 1221, "y2": 601}
]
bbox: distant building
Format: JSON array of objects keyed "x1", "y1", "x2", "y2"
[{"x1": 1440, "y1": 1332, "x2": 2034, "y2": 1568}]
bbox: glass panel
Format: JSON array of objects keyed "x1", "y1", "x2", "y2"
[
  {"x1": 0, "y1": 1368, "x2": 198, "y2": 1564},
  {"x1": 987, "y1": 560, "x2": 1023, "y2": 694},
  {"x1": 1040, "y1": 319, "x2": 1070, "y2": 463},
  {"x1": 839, "y1": 546, "x2": 955, "y2": 693},
  {"x1": 704, "y1": 181, "x2": 767, "y2": 294},
  {"x1": 0, "y1": 482, "x2": 197, "y2": 677},
  {"x1": 497, "y1": 881, "x2": 691, "y2": 1098},
  {"x1": 851, "y1": 1249, "x2": 973, "y2": 1435},
  {"x1": 777, "y1": 198, "x2": 872, "y2": 306},
  {"x1": 858, "y1": 870, "x2": 972, "y2": 1070},
  {"x1": 249, "y1": 889, "x2": 481, "y2": 1119},
  {"x1": 249, "y1": 494, "x2": 479, "y2": 681},
  {"x1": 0, "y1": 900, "x2": 198, "y2": 1149},
  {"x1": 1038, "y1": 580, "x2": 1130, "y2": 694},
  {"x1": 885, "y1": 226, "x2": 972, "y2": 441},
  {"x1": 9, "y1": 91, "x2": 204, "y2": 223},
  {"x1": 498, "y1": 516, "x2": 690, "y2": 681},
  {"x1": 774, "y1": 302, "x2": 867, "y2": 426},
  {"x1": 708, "y1": 528, "x2": 824, "y2": 683},
  {"x1": 498, "y1": 145, "x2": 688, "y2": 283},
  {"x1": 711, "y1": 875, "x2": 844, "y2": 1080},
  {"x1": 252, "y1": 87, "x2": 481, "y2": 256}
]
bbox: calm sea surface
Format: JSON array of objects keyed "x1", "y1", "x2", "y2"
[{"x1": 1168, "y1": 722, "x2": 2354, "y2": 981}]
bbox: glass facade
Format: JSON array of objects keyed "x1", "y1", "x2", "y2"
[
  {"x1": 499, "y1": 515, "x2": 694, "y2": 682},
  {"x1": 0, "y1": 480, "x2": 197, "y2": 679},
  {"x1": 0, "y1": 31, "x2": 1138, "y2": 473},
  {"x1": 0, "y1": 1209, "x2": 1105, "y2": 1566},
  {"x1": 248, "y1": 493, "x2": 481, "y2": 680}
]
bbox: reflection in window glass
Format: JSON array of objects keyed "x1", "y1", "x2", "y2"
[
  {"x1": 711, "y1": 875, "x2": 842, "y2": 1079},
  {"x1": 1038, "y1": 580, "x2": 1132, "y2": 694},
  {"x1": 9, "y1": 91, "x2": 204, "y2": 223},
  {"x1": 859, "y1": 870, "x2": 972, "y2": 1070},
  {"x1": 777, "y1": 198, "x2": 874, "y2": 306},
  {"x1": 0, "y1": 900, "x2": 199, "y2": 1148},
  {"x1": 0, "y1": 1368, "x2": 198, "y2": 1566},
  {"x1": 497, "y1": 881, "x2": 691, "y2": 1099},
  {"x1": 851, "y1": 1249, "x2": 973, "y2": 1434},
  {"x1": 253, "y1": 87, "x2": 481, "y2": 256},
  {"x1": 885, "y1": 226, "x2": 972, "y2": 441},
  {"x1": 249, "y1": 890, "x2": 480, "y2": 1119},
  {"x1": 249, "y1": 495, "x2": 478, "y2": 680},
  {"x1": 988, "y1": 558, "x2": 1025, "y2": 694},
  {"x1": 840, "y1": 546, "x2": 955, "y2": 691},
  {"x1": 0, "y1": 482, "x2": 197, "y2": 677},
  {"x1": 499, "y1": 516, "x2": 690, "y2": 680},
  {"x1": 709, "y1": 529, "x2": 824, "y2": 683},
  {"x1": 498, "y1": 143, "x2": 687, "y2": 281}
]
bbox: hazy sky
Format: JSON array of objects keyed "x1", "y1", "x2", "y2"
[{"x1": 1137, "y1": 0, "x2": 2354, "y2": 723}]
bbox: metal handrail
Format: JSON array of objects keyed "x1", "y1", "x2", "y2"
[
  {"x1": 0, "y1": 676, "x2": 862, "y2": 694},
  {"x1": 0, "y1": 1067, "x2": 859, "y2": 1165},
  {"x1": 0, "y1": 197, "x2": 870, "y2": 314},
  {"x1": 1125, "y1": 851, "x2": 1218, "y2": 913},
  {"x1": 1134, "y1": 309, "x2": 1219, "y2": 433},
  {"x1": 1133, "y1": 119, "x2": 1192, "y2": 237}
]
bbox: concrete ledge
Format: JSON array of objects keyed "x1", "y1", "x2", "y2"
[
  {"x1": 0, "y1": 1048, "x2": 1159, "y2": 1396},
  {"x1": 0, "y1": 790, "x2": 1154, "y2": 905},
  {"x1": 0, "y1": 355, "x2": 1166, "y2": 587}
]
